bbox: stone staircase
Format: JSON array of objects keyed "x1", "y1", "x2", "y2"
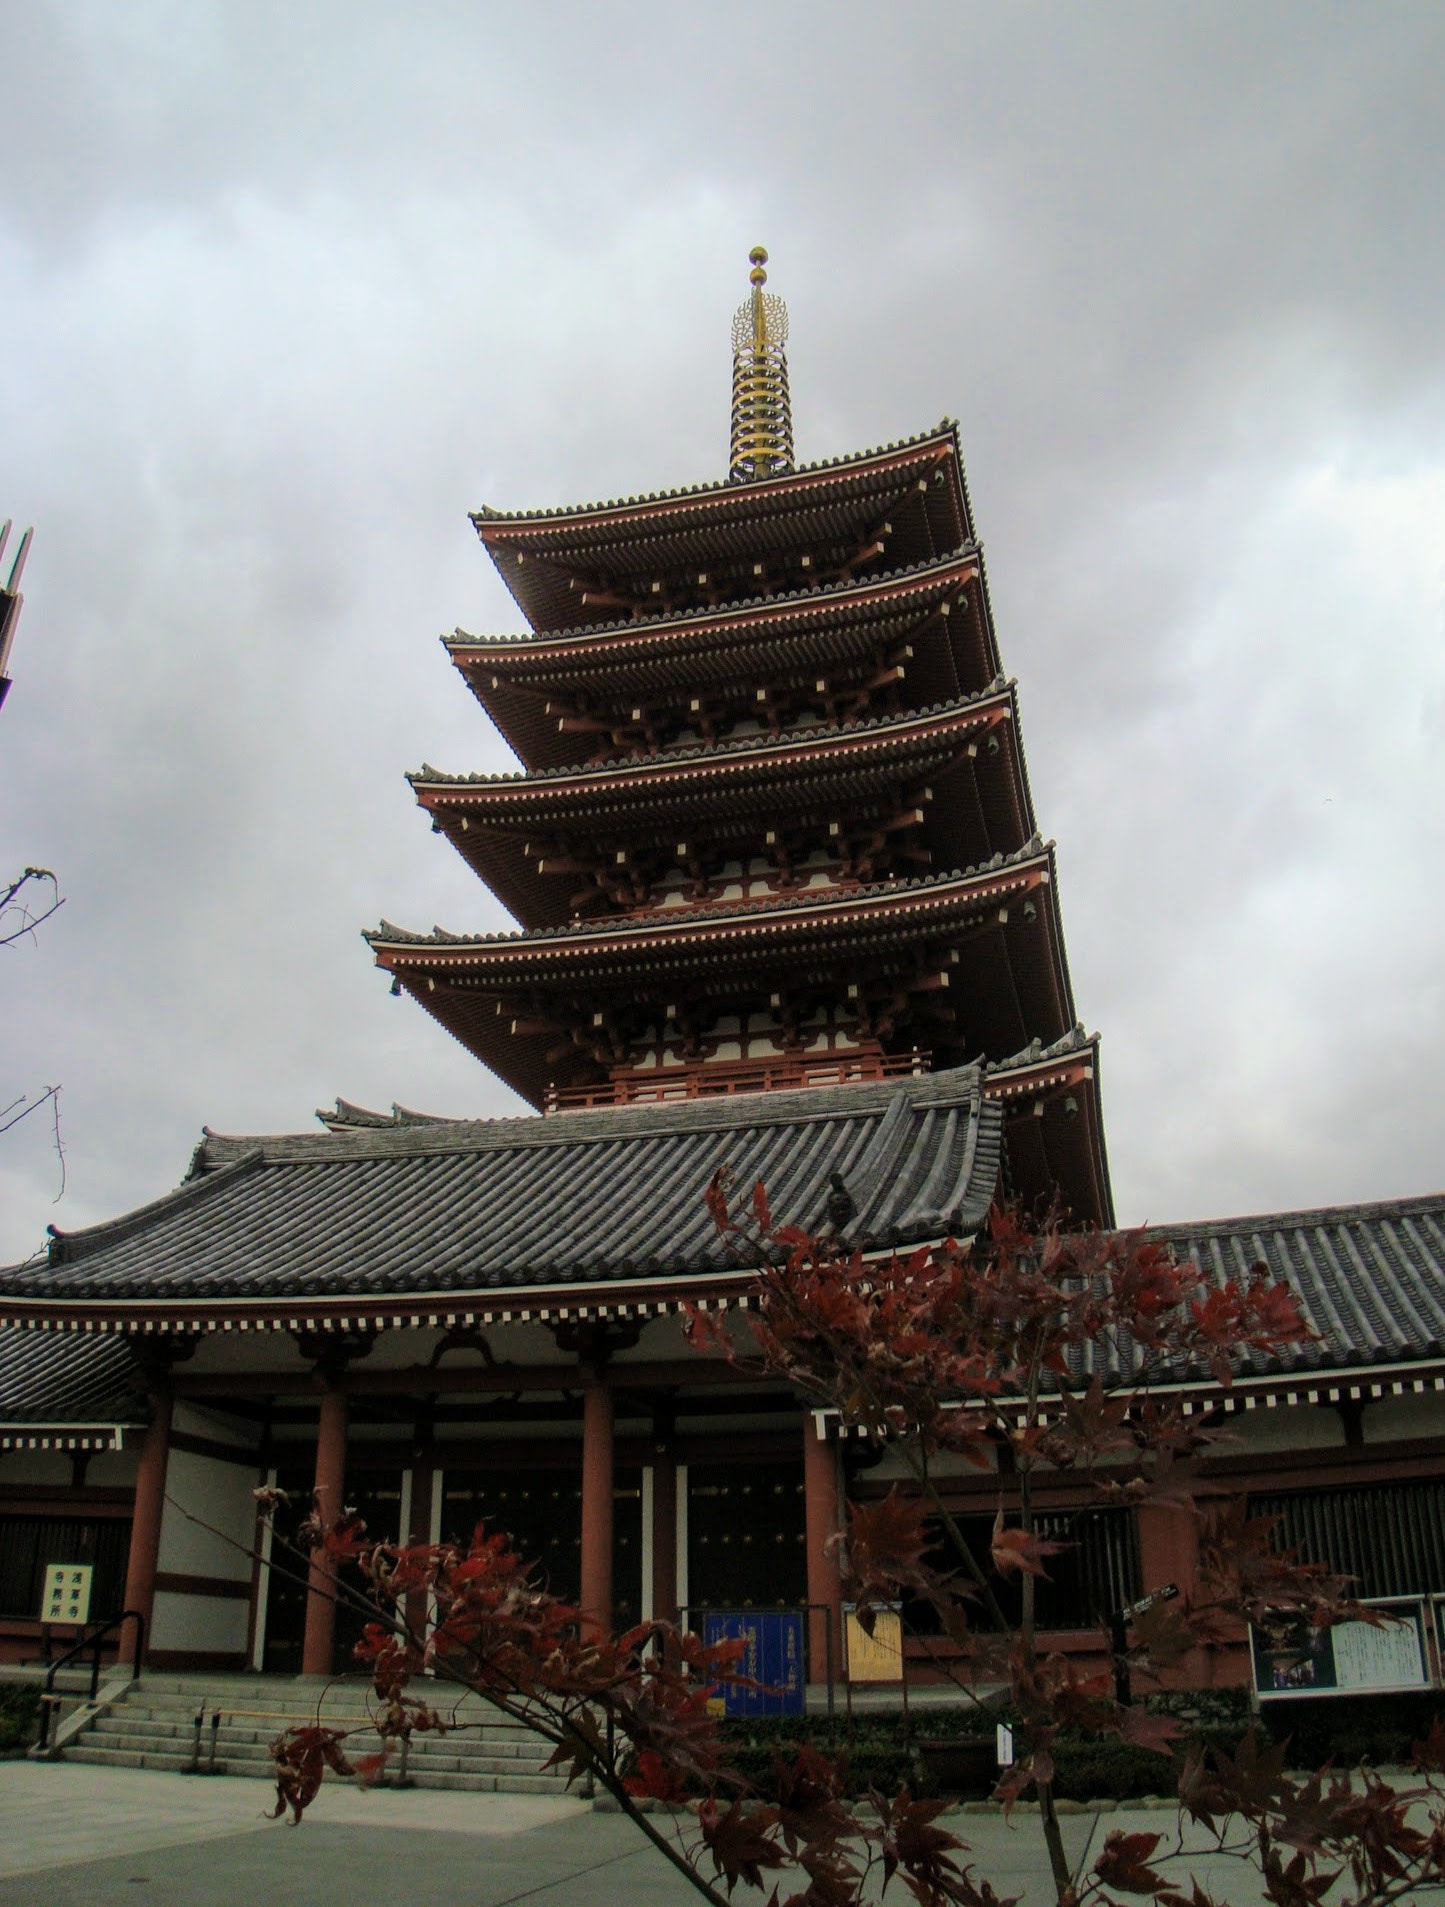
[{"x1": 59, "y1": 1673, "x2": 577, "y2": 1795}]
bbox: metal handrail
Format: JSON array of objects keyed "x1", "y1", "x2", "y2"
[
  {"x1": 190, "y1": 1703, "x2": 412, "y2": 1784},
  {"x1": 34, "y1": 1609, "x2": 145, "y2": 1752}
]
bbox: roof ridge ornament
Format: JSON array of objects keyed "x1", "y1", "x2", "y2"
[{"x1": 728, "y1": 247, "x2": 794, "y2": 483}]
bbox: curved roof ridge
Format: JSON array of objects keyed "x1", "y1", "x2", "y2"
[
  {"x1": 132, "y1": 1065, "x2": 990, "y2": 1172},
  {"x1": 472, "y1": 422, "x2": 959, "y2": 527},
  {"x1": 987, "y1": 1024, "x2": 1098, "y2": 1073},
  {"x1": 366, "y1": 837, "x2": 1052, "y2": 951},
  {"x1": 409, "y1": 681, "x2": 1014, "y2": 790},
  {"x1": 445, "y1": 546, "x2": 980, "y2": 651},
  {"x1": 316, "y1": 1098, "x2": 464, "y2": 1132},
  {"x1": 39, "y1": 1147, "x2": 265, "y2": 1269},
  {"x1": 1151, "y1": 1189, "x2": 1445, "y2": 1241}
]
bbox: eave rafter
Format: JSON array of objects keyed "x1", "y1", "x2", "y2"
[
  {"x1": 472, "y1": 429, "x2": 970, "y2": 635},
  {"x1": 446, "y1": 553, "x2": 998, "y2": 770},
  {"x1": 369, "y1": 848, "x2": 1075, "y2": 1107},
  {"x1": 410, "y1": 692, "x2": 1024, "y2": 925},
  {"x1": 985, "y1": 1035, "x2": 1114, "y2": 1228}
]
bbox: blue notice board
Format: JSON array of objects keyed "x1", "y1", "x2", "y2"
[{"x1": 702, "y1": 1611, "x2": 805, "y2": 1717}]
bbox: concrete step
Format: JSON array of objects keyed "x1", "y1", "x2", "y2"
[
  {"x1": 62, "y1": 1742, "x2": 565, "y2": 1794},
  {"x1": 65, "y1": 1681, "x2": 573, "y2": 1795},
  {"x1": 101, "y1": 1705, "x2": 542, "y2": 1752},
  {"x1": 90, "y1": 1716, "x2": 545, "y2": 1762}
]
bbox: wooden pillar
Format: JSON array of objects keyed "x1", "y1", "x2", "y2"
[
  {"x1": 650, "y1": 1444, "x2": 679, "y2": 1629},
  {"x1": 403, "y1": 1425, "x2": 434, "y2": 1644},
  {"x1": 301, "y1": 1383, "x2": 348, "y2": 1676},
  {"x1": 1136, "y1": 1496, "x2": 1202, "y2": 1687},
  {"x1": 803, "y1": 1415, "x2": 843, "y2": 1686},
  {"x1": 120, "y1": 1392, "x2": 172, "y2": 1667},
  {"x1": 580, "y1": 1378, "x2": 614, "y2": 1637}
]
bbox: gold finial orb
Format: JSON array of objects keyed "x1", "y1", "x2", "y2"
[{"x1": 729, "y1": 245, "x2": 793, "y2": 481}]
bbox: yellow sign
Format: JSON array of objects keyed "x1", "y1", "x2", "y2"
[
  {"x1": 844, "y1": 1607, "x2": 904, "y2": 1683},
  {"x1": 40, "y1": 1563, "x2": 92, "y2": 1627}
]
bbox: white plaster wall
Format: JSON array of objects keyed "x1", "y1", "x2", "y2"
[
  {"x1": 150, "y1": 1445, "x2": 260, "y2": 1655},
  {"x1": 172, "y1": 1401, "x2": 258, "y2": 1449},
  {"x1": 85, "y1": 1449, "x2": 140, "y2": 1489},
  {"x1": 1220, "y1": 1404, "x2": 1346, "y2": 1453},
  {"x1": 151, "y1": 1588, "x2": 249, "y2": 1655},
  {"x1": 1364, "y1": 1393, "x2": 1445, "y2": 1444},
  {"x1": 155, "y1": 1448, "x2": 259, "y2": 1584},
  {"x1": 0, "y1": 1450, "x2": 72, "y2": 1485}
]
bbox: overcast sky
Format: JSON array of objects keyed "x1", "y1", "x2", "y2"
[{"x1": 2, "y1": 2, "x2": 1442, "y2": 1264}]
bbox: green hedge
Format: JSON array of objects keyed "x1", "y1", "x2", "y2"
[
  {"x1": 1262, "y1": 1692, "x2": 1445, "y2": 1770},
  {"x1": 713, "y1": 1686, "x2": 1443, "y2": 1803},
  {"x1": 0, "y1": 1685, "x2": 40, "y2": 1754}
]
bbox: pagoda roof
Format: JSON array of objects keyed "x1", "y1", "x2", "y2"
[
  {"x1": 474, "y1": 421, "x2": 967, "y2": 533},
  {"x1": 447, "y1": 551, "x2": 1000, "y2": 769},
  {"x1": 985, "y1": 1028, "x2": 1115, "y2": 1229},
  {"x1": 368, "y1": 837, "x2": 1062, "y2": 965},
  {"x1": 0, "y1": 1068, "x2": 1003, "y2": 1326},
  {"x1": 473, "y1": 425, "x2": 974, "y2": 634},
  {"x1": 367, "y1": 842, "x2": 1076, "y2": 1106},
  {"x1": 411, "y1": 689, "x2": 1033, "y2": 927}
]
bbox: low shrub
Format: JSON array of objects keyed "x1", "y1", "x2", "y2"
[
  {"x1": 0, "y1": 1684, "x2": 40, "y2": 1753},
  {"x1": 1266, "y1": 1692, "x2": 1445, "y2": 1769}
]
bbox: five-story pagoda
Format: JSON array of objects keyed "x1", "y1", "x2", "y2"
[{"x1": 369, "y1": 250, "x2": 1111, "y2": 1226}]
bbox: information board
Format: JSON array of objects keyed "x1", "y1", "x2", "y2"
[
  {"x1": 702, "y1": 1611, "x2": 805, "y2": 1717},
  {"x1": 40, "y1": 1563, "x2": 93, "y2": 1627},
  {"x1": 1251, "y1": 1600, "x2": 1428, "y2": 1699},
  {"x1": 844, "y1": 1607, "x2": 905, "y2": 1683}
]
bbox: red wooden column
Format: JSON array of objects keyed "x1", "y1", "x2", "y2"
[
  {"x1": 301, "y1": 1383, "x2": 349, "y2": 1675},
  {"x1": 1136, "y1": 1496, "x2": 1202, "y2": 1686},
  {"x1": 404, "y1": 1416, "x2": 434, "y2": 1644},
  {"x1": 580, "y1": 1377, "x2": 614, "y2": 1637},
  {"x1": 803, "y1": 1415, "x2": 843, "y2": 1685},
  {"x1": 120, "y1": 1391, "x2": 173, "y2": 1667}
]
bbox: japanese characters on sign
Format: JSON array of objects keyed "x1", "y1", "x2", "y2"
[
  {"x1": 1252, "y1": 1598, "x2": 1429, "y2": 1699},
  {"x1": 40, "y1": 1563, "x2": 93, "y2": 1628},
  {"x1": 702, "y1": 1611, "x2": 806, "y2": 1717}
]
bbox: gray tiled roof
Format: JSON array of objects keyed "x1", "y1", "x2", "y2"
[
  {"x1": 0, "y1": 1325, "x2": 142, "y2": 1429},
  {"x1": 365, "y1": 835, "x2": 1051, "y2": 949},
  {"x1": 471, "y1": 422, "x2": 960, "y2": 526},
  {"x1": 445, "y1": 548, "x2": 981, "y2": 650},
  {"x1": 0, "y1": 1068, "x2": 1002, "y2": 1306},
  {"x1": 1154, "y1": 1194, "x2": 1445, "y2": 1378},
  {"x1": 408, "y1": 684, "x2": 1012, "y2": 790}
]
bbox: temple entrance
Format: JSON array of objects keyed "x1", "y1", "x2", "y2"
[
  {"x1": 259, "y1": 1463, "x2": 406, "y2": 1674},
  {"x1": 333, "y1": 1467, "x2": 404, "y2": 1669},
  {"x1": 259, "y1": 1462, "x2": 312, "y2": 1674},
  {"x1": 687, "y1": 1459, "x2": 806, "y2": 1611},
  {"x1": 440, "y1": 1463, "x2": 643, "y2": 1627}
]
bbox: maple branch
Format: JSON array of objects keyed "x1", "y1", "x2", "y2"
[{"x1": 0, "y1": 866, "x2": 64, "y2": 948}]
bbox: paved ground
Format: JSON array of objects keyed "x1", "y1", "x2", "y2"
[{"x1": 0, "y1": 1760, "x2": 1278, "y2": 1904}]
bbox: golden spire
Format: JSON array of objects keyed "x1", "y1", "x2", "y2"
[{"x1": 728, "y1": 246, "x2": 794, "y2": 482}]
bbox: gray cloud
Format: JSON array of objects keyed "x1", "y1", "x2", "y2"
[{"x1": 3, "y1": 1, "x2": 1442, "y2": 1258}]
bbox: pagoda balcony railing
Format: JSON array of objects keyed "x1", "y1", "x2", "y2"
[{"x1": 544, "y1": 1048, "x2": 932, "y2": 1115}]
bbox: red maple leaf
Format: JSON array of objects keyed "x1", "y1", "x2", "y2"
[
  {"x1": 698, "y1": 1798, "x2": 788, "y2": 1891},
  {"x1": 1093, "y1": 1828, "x2": 1167, "y2": 1895},
  {"x1": 990, "y1": 1509, "x2": 1067, "y2": 1579}
]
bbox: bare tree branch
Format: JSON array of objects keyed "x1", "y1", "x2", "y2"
[{"x1": 0, "y1": 866, "x2": 64, "y2": 948}]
